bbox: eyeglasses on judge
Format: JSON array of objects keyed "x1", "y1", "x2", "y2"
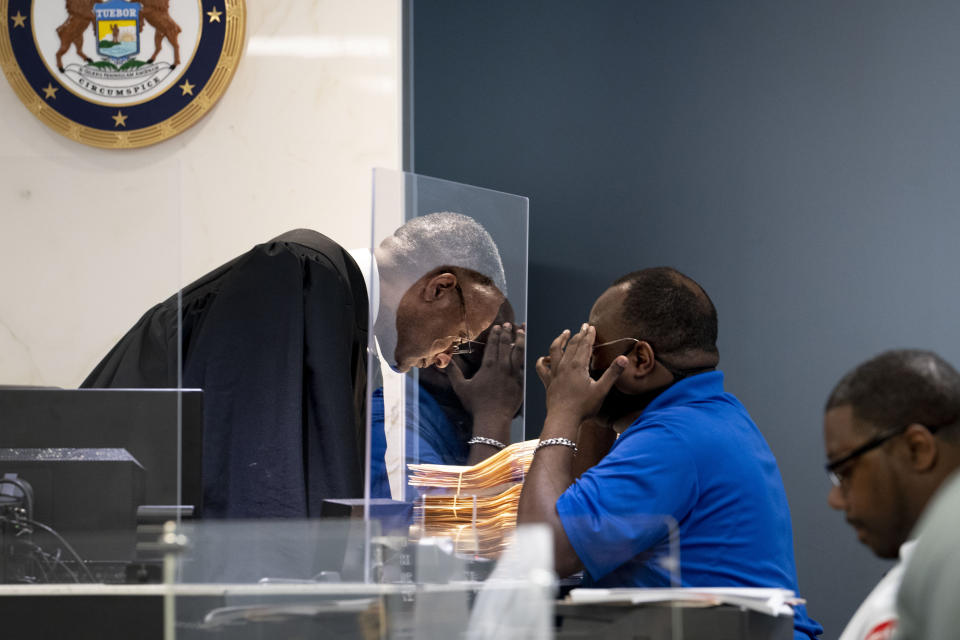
[
  {"x1": 446, "y1": 282, "x2": 488, "y2": 356},
  {"x1": 449, "y1": 338, "x2": 486, "y2": 356},
  {"x1": 448, "y1": 283, "x2": 518, "y2": 356}
]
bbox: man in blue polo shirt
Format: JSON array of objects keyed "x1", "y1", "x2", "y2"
[{"x1": 517, "y1": 267, "x2": 821, "y2": 639}]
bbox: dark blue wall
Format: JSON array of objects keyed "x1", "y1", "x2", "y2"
[{"x1": 412, "y1": 2, "x2": 960, "y2": 637}]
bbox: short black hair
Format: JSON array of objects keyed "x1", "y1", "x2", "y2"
[
  {"x1": 826, "y1": 349, "x2": 960, "y2": 442},
  {"x1": 612, "y1": 267, "x2": 718, "y2": 360}
]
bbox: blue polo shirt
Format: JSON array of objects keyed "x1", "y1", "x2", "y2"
[{"x1": 556, "y1": 371, "x2": 821, "y2": 639}]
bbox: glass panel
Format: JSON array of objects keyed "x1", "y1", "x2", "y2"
[
  {"x1": 555, "y1": 513, "x2": 681, "y2": 589},
  {"x1": 171, "y1": 519, "x2": 374, "y2": 584},
  {"x1": 161, "y1": 519, "x2": 554, "y2": 640},
  {"x1": 0, "y1": 158, "x2": 182, "y2": 585},
  {"x1": 146, "y1": 167, "x2": 538, "y2": 638},
  {"x1": 553, "y1": 513, "x2": 683, "y2": 640},
  {"x1": 464, "y1": 524, "x2": 554, "y2": 640},
  {"x1": 367, "y1": 167, "x2": 530, "y2": 510}
]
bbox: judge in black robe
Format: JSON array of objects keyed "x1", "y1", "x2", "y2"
[{"x1": 82, "y1": 229, "x2": 368, "y2": 519}]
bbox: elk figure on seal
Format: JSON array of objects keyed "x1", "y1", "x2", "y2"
[
  {"x1": 139, "y1": 0, "x2": 182, "y2": 69},
  {"x1": 55, "y1": 0, "x2": 102, "y2": 72}
]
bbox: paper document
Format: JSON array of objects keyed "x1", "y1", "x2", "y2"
[{"x1": 566, "y1": 587, "x2": 802, "y2": 617}]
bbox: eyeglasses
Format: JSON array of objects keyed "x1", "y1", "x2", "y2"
[
  {"x1": 825, "y1": 424, "x2": 911, "y2": 488},
  {"x1": 826, "y1": 422, "x2": 955, "y2": 488},
  {"x1": 450, "y1": 339, "x2": 485, "y2": 356},
  {"x1": 447, "y1": 283, "x2": 478, "y2": 356},
  {"x1": 590, "y1": 338, "x2": 640, "y2": 371}
]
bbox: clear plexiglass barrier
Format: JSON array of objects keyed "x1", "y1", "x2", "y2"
[
  {"x1": 0, "y1": 157, "x2": 186, "y2": 586},
  {"x1": 156, "y1": 514, "x2": 690, "y2": 639},
  {"x1": 160, "y1": 520, "x2": 554, "y2": 640},
  {"x1": 366, "y1": 167, "x2": 529, "y2": 507}
]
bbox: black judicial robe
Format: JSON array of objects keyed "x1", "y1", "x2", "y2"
[{"x1": 82, "y1": 229, "x2": 369, "y2": 519}]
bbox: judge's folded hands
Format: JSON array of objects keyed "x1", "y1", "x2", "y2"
[{"x1": 536, "y1": 324, "x2": 627, "y2": 422}]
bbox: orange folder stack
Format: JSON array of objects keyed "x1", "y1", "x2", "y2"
[{"x1": 407, "y1": 439, "x2": 538, "y2": 558}]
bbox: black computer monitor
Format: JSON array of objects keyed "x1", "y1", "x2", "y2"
[
  {"x1": 0, "y1": 388, "x2": 203, "y2": 514},
  {"x1": 0, "y1": 389, "x2": 202, "y2": 581},
  {"x1": 0, "y1": 447, "x2": 145, "y2": 574}
]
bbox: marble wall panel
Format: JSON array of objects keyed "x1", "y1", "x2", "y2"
[{"x1": 0, "y1": 0, "x2": 401, "y2": 387}]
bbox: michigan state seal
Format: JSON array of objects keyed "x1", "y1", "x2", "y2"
[{"x1": 1, "y1": 0, "x2": 245, "y2": 148}]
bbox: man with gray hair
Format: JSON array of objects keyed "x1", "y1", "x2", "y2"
[
  {"x1": 372, "y1": 212, "x2": 507, "y2": 373},
  {"x1": 823, "y1": 349, "x2": 960, "y2": 640},
  {"x1": 84, "y1": 213, "x2": 508, "y2": 518}
]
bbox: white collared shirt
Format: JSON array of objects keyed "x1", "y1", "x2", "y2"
[
  {"x1": 347, "y1": 247, "x2": 379, "y2": 324},
  {"x1": 348, "y1": 246, "x2": 407, "y2": 499},
  {"x1": 838, "y1": 540, "x2": 916, "y2": 640}
]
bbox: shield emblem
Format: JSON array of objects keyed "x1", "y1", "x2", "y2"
[{"x1": 94, "y1": 0, "x2": 142, "y2": 64}]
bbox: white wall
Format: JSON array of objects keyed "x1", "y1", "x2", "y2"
[{"x1": 0, "y1": 0, "x2": 402, "y2": 387}]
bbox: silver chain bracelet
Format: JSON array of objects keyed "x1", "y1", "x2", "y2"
[
  {"x1": 467, "y1": 436, "x2": 507, "y2": 450},
  {"x1": 535, "y1": 437, "x2": 578, "y2": 455}
]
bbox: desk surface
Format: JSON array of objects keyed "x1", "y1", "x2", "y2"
[{"x1": 0, "y1": 584, "x2": 793, "y2": 640}]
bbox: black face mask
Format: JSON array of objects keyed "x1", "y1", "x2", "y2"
[
  {"x1": 590, "y1": 359, "x2": 715, "y2": 427},
  {"x1": 595, "y1": 384, "x2": 669, "y2": 426}
]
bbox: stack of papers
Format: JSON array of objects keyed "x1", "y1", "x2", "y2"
[
  {"x1": 413, "y1": 484, "x2": 523, "y2": 557},
  {"x1": 407, "y1": 439, "x2": 538, "y2": 557},
  {"x1": 408, "y1": 439, "x2": 537, "y2": 492}
]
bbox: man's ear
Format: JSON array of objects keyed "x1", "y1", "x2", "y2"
[
  {"x1": 630, "y1": 341, "x2": 657, "y2": 378},
  {"x1": 422, "y1": 272, "x2": 457, "y2": 302},
  {"x1": 903, "y1": 423, "x2": 938, "y2": 472}
]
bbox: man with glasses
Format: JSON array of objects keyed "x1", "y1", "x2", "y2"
[
  {"x1": 517, "y1": 267, "x2": 821, "y2": 639},
  {"x1": 371, "y1": 212, "x2": 507, "y2": 374},
  {"x1": 823, "y1": 349, "x2": 960, "y2": 640}
]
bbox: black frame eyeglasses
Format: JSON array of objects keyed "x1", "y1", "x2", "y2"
[
  {"x1": 447, "y1": 283, "x2": 486, "y2": 356},
  {"x1": 447, "y1": 283, "x2": 471, "y2": 355},
  {"x1": 450, "y1": 339, "x2": 485, "y2": 356},
  {"x1": 825, "y1": 424, "x2": 916, "y2": 488}
]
